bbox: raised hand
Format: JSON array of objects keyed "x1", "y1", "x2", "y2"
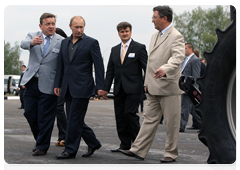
[{"x1": 31, "y1": 35, "x2": 43, "y2": 46}]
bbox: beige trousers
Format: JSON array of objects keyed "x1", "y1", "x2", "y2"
[{"x1": 130, "y1": 94, "x2": 181, "y2": 159}]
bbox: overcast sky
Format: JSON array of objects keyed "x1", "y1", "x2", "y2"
[{"x1": 4, "y1": 3, "x2": 227, "y2": 69}]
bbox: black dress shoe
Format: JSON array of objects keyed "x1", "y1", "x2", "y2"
[
  {"x1": 160, "y1": 157, "x2": 175, "y2": 163},
  {"x1": 179, "y1": 128, "x2": 185, "y2": 132},
  {"x1": 18, "y1": 107, "x2": 24, "y2": 109},
  {"x1": 186, "y1": 126, "x2": 201, "y2": 130},
  {"x1": 55, "y1": 150, "x2": 76, "y2": 159},
  {"x1": 32, "y1": 145, "x2": 36, "y2": 152},
  {"x1": 111, "y1": 148, "x2": 122, "y2": 152},
  {"x1": 32, "y1": 149, "x2": 47, "y2": 156},
  {"x1": 119, "y1": 149, "x2": 144, "y2": 160},
  {"x1": 82, "y1": 144, "x2": 102, "y2": 157}
]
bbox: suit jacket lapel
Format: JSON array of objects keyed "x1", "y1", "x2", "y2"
[
  {"x1": 40, "y1": 32, "x2": 44, "y2": 57},
  {"x1": 122, "y1": 40, "x2": 134, "y2": 65},
  {"x1": 43, "y1": 33, "x2": 59, "y2": 58},
  {"x1": 116, "y1": 43, "x2": 121, "y2": 66},
  {"x1": 149, "y1": 26, "x2": 173, "y2": 55},
  {"x1": 70, "y1": 34, "x2": 88, "y2": 63},
  {"x1": 182, "y1": 54, "x2": 195, "y2": 72}
]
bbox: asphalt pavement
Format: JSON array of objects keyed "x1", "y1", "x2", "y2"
[{"x1": 4, "y1": 96, "x2": 209, "y2": 165}]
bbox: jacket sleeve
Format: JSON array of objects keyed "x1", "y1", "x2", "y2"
[
  {"x1": 104, "y1": 47, "x2": 115, "y2": 92},
  {"x1": 54, "y1": 42, "x2": 64, "y2": 88},
  {"x1": 20, "y1": 33, "x2": 34, "y2": 51},
  {"x1": 161, "y1": 34, "x2": 185, "y2": 76},
  {"x1": 192, "y1": 58, "x2": 201, "y2": 88},
  {"x1": 90, "y1": 40, "x2": 105, "y2": 91},
  {"x1": 139, "y1": 44, "x2": 148, "y2": 80}
]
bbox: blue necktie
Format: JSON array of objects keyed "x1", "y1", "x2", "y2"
[
  {"x1": 43, "y1": 36, "x2": 50, "y2": 57},
  {"x1": 181, "y1": 57, "x2": 188, "y2": 71}
]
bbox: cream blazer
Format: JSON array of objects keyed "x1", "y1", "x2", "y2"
[{"x1": 144, "y1": 25, "x2": 185, "y2": 96}]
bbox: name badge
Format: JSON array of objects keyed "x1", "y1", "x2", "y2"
[
  {"x1": 52, "y1": 48, "x2": 60, "y2": 54},
  {"x1": 128, "y1": 53, "x2": 135, "y2": 58}
]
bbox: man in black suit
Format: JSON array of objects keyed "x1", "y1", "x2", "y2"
[
  {"x1": 54, "y1": 16, "x2": 105, "y2": 159},
  {"x1": 103, "y1": 22, "x2": 148, "y2": 152},
  {"x1": 18, "y1": 65, "x2": 26, "y2": 109}
]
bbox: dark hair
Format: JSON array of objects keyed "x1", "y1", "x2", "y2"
[
  {"x1": 153, "y1": 6, "x2": 173, "y2": 22},
  {"x1": 194, "y1": 49, "x2": 200, "y2": 58},
  {"x1": 117, "y1": 22, "x2": 132, "y2": 32},
  {"x1": 21, "y1": 65, "x2": 26, "y2": 68},
  {"x1": 185, "y1": 43, "x2": 194, "y2": 52},
  {"x1": 40, "y1": 13, "x2": 56, "y2": 25},
  {"x1": 56, "y1": 28, "x2": 67, "y2": 38}
]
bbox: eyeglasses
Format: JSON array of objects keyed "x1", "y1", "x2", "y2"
[{"x1": 152, "y1": 16, "x2": 164, "y2": 20}]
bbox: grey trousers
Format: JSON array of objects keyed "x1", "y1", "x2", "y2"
[{"x1": 180, "y1": 93, "x2": 202, "y2": 130}]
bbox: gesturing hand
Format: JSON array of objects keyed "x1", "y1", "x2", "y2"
[{"x1": 31, "y1": 35, "x2": 43, "y2": 46}]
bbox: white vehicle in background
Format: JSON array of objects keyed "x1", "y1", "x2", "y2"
[
  {"x1": 106, "y1": 80, "x2": 114, "y2": 98},
  {"x1": 4, "y1": 75, "x2": 21, "y2": 95}
]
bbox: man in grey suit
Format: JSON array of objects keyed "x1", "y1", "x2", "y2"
[
  {"x1": 179, "y1": 43, "x2": 201, "y2": 132},
  {"x1": 20, "y1": 13, "x2": 64, "y2": 156}
]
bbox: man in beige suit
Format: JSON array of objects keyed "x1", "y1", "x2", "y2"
[{"x1": 120, "y1": 5, "x2": 185, "y2": 163}]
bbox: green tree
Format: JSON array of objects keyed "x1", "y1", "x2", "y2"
[
  {"x1": 173, "y1": 5, "x2": 231, "y2": 57},
  {"x1": 4, "y1": 41, "x2": 23, "y2": 75}
]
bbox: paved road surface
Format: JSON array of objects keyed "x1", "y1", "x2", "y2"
[{"x1": 4, "y1": 97, "x2": 210, "y2": 167}]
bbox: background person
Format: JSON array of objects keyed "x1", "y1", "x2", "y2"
[
  {"x1": 54, "y1": 28, "x2": 68, "y2": 147},
  {"x1": 179, "y1": 43, "x2": 202, "y2": 132},
  {"x1": 18, "y1": 65, "x2": 26, "y2": 109}
]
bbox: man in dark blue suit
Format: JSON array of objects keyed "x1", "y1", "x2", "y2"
[{"x1": 54, "y1": 16, "x2": 105, "y2": 159}]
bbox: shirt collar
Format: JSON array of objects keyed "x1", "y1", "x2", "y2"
[
  {"x1": 42, "y1": 33, "x2": 53, "y2": 40},
  {"x1": 121, "y1": 38, "x2": 132, "y2": 47},
  {"x1": 161, "y1": 23, "x2": 172, "y2": 36},
  {"x1": 187, "y1": 53, "x2": 195, "y2": 59},
  {"x1": 70, "y1": 34, "x2": 85, "y2": 41}
]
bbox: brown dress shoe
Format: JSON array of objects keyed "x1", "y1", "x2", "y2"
[
  {"x1": 32, "y1": 149, "x2": 47, "y2": 156},
  {"x1": 160, "y1": 157, "x2": 175, "y2": 163},
  {"x1": 119, "y1": 149, "x2": 144, "y2": 160}
]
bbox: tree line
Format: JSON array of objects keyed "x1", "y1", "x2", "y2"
[
  {"x1": 4, "y1": 5, "x2": 231, "y2": 75},
  {"x1": 173, "y1": 5, "x2": 230, "y2": 58}
]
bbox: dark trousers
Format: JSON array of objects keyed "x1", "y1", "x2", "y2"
[
  {"x1": 19, "y1": 88, "x2": 25, "y2": 108},
  {"x1": 114, "y1": 84, "x2": 141, "y2": 150},
  {"x1": 64, "y1": 90, "x2": 101, "y2": 155},
  {"x1": 191, "y1": 108, "x2": 202, "y2": 128},
  {"x1": 23, "y1": 77, "x2": 58, "y2": 151},
  {"x1": 56, "y1": 96, "x2": 67, "y2": 141}
]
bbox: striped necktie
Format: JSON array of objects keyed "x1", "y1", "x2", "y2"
[{"x1": 43, "y1": 36, "x2": 50, "y2": 57}]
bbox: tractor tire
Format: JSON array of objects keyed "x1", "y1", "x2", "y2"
[{"x1": 195, "y1": 7, "x2": 236, "y2": 164}]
